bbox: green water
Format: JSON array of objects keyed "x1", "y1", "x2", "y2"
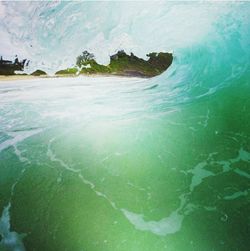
[
  {"x1": 0, "y1": 75, "x2": 249, "y2": 251},
  {"x1": 1, "y1": 1, "x2": 250, "y2": 250}
]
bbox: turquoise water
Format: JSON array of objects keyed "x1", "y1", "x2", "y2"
[{"x1": 0, "y1": 1, "x2": 250, "y2": 251}]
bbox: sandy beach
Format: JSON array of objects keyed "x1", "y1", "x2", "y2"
[
  {"x1": 0, "y1": 75, "x2": 37, "y2": 81},
  {"x1": 0, "y1": 73, "x2": 145, "y2": 82}
]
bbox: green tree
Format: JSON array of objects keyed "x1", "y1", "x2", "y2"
[{"x1": 76, "y1": 51, "x2": 95, "y2": 67}]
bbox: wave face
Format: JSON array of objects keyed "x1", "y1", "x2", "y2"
[
  {"x1": 1, "y1": 1, "x2": 250, "y2": 102},
  {"x1": 0, "y1": 2, "x2": 250, "y2": 251}
]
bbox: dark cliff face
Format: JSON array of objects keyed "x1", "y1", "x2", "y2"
[
  {"x1": 147, "y1": 52, "x2": 173, "y2": 72},
  {"x1": 0, "y1": 57, "x2": 28, "y2": 75},
  {"x1": 108, "y1": 50, "x2": 173, "y2": 77}
]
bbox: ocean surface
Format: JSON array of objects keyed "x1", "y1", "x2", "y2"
[{"x1": 0, "y1": 1, "x2": 250, "y2": 251}]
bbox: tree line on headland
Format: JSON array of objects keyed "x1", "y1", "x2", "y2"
[
  {"x1": 0, "y1": 50, "x2": 173, "y2": 78},
  {"x1": 0, "y1": 56, "x2": 29, "y2": 75}
]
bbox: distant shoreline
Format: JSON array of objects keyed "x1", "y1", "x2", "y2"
[
  {"x1": 0, "y1": 75, "x2": 37, "y2": 81},
  {"x1": 1, "y1": 51, "x2": 173, "y2": 80},
  {"x1": 0, "y1": 73, "x2": 145, "y2": 82}
]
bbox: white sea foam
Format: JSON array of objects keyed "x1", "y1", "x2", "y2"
[
  {"x1": 0, "y1": 128, "x2": 43, "y2": 153},
  {"x1": 121, "y1": 209, "x2": 184, "y2": 236},
  {"x1": 224, "y1": 190, "x2": 249, "y2": 200},
  {"x1": 189, "y1": 161, "x2": 214, "y2": 192},
  {"x1": 0, "y1": 203, "x2": 26, "y2": 251}
]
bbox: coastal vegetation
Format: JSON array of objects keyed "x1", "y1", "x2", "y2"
[
  {"x1": 0, "y1": 50, "x2": 173, "y2": 78},
  {"x1": 56, "y1": 50, "x2": 173, "y2": 78},
  {"x1": 0, "y1": 56, "x2": 28, "y2": 75},
  {"x1": 31, "y1": 69, "x2": 47, "y2": 76}
]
